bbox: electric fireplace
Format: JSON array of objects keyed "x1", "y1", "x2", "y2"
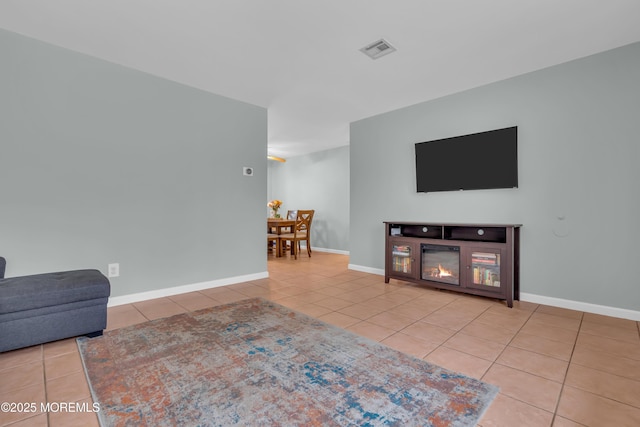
[{"x1": 421, "y1": 244, "x2": 460, "y2": 286}]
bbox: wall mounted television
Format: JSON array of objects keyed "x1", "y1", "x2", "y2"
[{"x1": 415, "y1": 126, "x2": 518, "y2": 193}]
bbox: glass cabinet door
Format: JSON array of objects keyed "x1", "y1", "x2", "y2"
[
  {"x1": 469, "y1": 250, "x2": 502, "y2": 289},
  {"x1": 391, "y1": 243, "x2": 414, "y2": 275}
]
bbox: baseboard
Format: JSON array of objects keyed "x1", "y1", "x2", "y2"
[
  {"x1": 107, "y1": 271, "x2": 269, "y2": 307},
  {"x1": 348, "y1": 264, "x2": 385, "y2": 276},
  {"x1": 312, "y1": 247, "x2": 350, "y2": 255},
  {"x1": 520, "y1": 292, "x2": 640, "y2": 321}
]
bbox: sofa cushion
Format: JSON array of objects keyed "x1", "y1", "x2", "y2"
[{"x1": 0, "y1": 269, "x2": 110, "y2": 315}]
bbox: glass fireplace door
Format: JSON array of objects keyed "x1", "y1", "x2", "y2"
[{"x1": 421, "y1": 244, "x2": 460, "y2": 286}]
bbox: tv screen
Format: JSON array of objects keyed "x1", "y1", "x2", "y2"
[{"x1": 415, "y1": 126, "x2": 518, "y2": 193}]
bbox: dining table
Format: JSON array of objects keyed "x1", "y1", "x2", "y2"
[{"x1": 267, "y1": 217, "x2": 296, "y2": 257}]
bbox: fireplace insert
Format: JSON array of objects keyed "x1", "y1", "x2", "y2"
[{"x1": 421, "y1": 244, "x2": 460, "y2": 286}]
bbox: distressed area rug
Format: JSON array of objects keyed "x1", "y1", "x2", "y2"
[{"x1": 78, "y1": 298, "x2": 498, "y2": 426}]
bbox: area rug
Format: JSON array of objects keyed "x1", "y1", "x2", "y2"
[{"x1": 78, "y1": 298, "x2": 498, "y2": 426}]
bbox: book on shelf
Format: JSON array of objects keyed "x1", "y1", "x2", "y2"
[
  {"x1": 473, "y1": 266, "x2": 501, "y2": 287},
  {"x1": 472, "y1": 252, "x2": 498, "y2": 265},
  {"x1": 393, "y1": 256, "x2": 411, "y2": 273},
  {"x1": 392, "y1": 245, "x2": 411, "y2": 257}
]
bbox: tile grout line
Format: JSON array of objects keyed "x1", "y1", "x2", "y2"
[
  {"x1": 419, "y1": 297, "x2": 493, "y2": 361},
  {"x1": 41, "y1": 345, "x2": 51, "y2": 427},
  {"x1": 479, "y1": 303, "x2": 533, "y2": 377},
  {"x1": 549, "y1": 309, "x2": 585, "y2": 427},
  {"x1": 475, "y1": 304, "x2": 575, "y2": 421}
]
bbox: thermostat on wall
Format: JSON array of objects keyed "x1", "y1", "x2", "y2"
[{"x1": 243, "y1": 167, "x2": 254, "y2": 176}]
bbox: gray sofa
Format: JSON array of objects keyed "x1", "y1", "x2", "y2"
[{"x1": 0, "y1": 257, "x2": 111, "y2": 353}]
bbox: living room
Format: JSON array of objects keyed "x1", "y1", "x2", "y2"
[
  {"x1": 271, "y1": 39, "x2": 640, "y2": 321},
  {"x1": 2, "y1": 5, "x2": 639, "y2": 320},
  {"x1": 2, "y1": 3, "x2": 640, "y2": 426}
]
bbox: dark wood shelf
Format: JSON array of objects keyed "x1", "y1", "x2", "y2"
[{"x1": 384, "y1": 222, "x2": 521, "y2": 307}]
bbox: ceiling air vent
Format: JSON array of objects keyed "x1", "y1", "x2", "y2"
[{"x1": 360, "y1": 38, "x2": 396, "y2": 60}]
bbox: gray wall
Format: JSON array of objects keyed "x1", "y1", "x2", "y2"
[
  {"x1": 350, "y1": 42, "x2": 640, "y2": 312},
  {"x1": 0, "y1": 29, "x2": 268, "y2": 298},
  {"x1": 268, "y1": 146, "x2": 349, "y2": 253}
]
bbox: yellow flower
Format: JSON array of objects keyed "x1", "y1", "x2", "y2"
[{"x1": 268, "y1": 199, "x2": 282, "y2": 209}]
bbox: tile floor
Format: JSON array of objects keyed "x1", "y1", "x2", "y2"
[{"x1": 2, "y1": 252, "x2": 640, "y2": 426}]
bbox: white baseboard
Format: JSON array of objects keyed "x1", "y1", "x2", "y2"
[
  {"x1": 107, "y1": 271, "x2": 269, "y2": 307},
  {"x1": 313, "y1": 247, "x2": 350, "y2": 255},
  {"x1": 348, "y1": 264, "x2": 385, "y2": 276},
  {"x1": 520, "y1": 292, "x2": 640, "y2": 321}
]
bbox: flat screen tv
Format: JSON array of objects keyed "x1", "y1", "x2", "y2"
[{"x1": 415, "y1": 126, "x2": 518, "y2": 193}]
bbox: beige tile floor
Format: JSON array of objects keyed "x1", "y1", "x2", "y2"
[{"x1": 2, "y1": 252, "x2": 640, "y2": 426}]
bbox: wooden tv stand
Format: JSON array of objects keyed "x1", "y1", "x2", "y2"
[{"x1": 384, "y1": 222, "x2": 521, "y2": 307}]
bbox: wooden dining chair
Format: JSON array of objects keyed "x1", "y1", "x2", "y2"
[
  {"x1": 267, "y1": 232, "x2": 280, "y2": 256},
  {"x1": 280, "y1": 210, "x2": 298, "y2": 251},
  {"x1": 286, "y1": 210, "x2": 298, "y2": 220},
  {"x1": 279, "y1": 210, "x2": 314, "y2": 259}
]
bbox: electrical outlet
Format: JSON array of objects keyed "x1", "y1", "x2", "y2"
[{"x1": 108, "y1": 263, "x2": 120, "y2": 278}]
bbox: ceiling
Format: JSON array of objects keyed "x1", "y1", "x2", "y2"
[{"x1": 2, "y1": 1, "x2": 640, "y2": 158}]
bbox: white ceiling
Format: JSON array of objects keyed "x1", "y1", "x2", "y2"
[{"x1": 2, "y1": 1, "x2": 640, "y2": 158}]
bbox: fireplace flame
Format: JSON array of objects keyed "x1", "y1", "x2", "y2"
[{"x1": 437, "y1": 264, "x2": 454, "y2": 278}]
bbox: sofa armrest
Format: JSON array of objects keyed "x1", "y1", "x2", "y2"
[{"x1": 0, "y1": 257, "x2": 5, "y2": 279}]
